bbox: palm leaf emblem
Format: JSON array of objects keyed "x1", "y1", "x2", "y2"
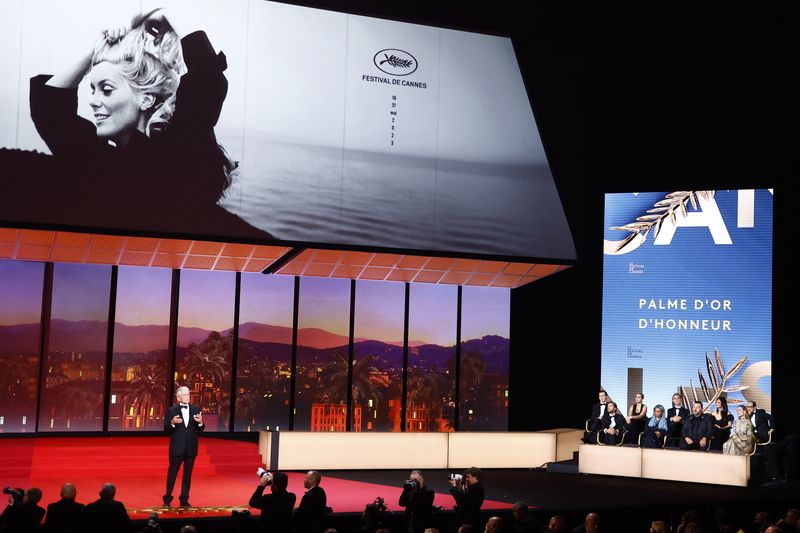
[{"x1": 379, "y1": 53, "x2": 414, "y2": 69}]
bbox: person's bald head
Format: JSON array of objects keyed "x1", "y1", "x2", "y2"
[
  {"x1": 585, "y1": 513, "x2": 600, "y2": 533},
  {"x1": 486, "y1": 516, "x2": 502, "y2": 533},
  {"x1": 99, "y1": 483, "x2": 116, "y2": 500},
  {"x1": 61, "y1": 483, "x2": 77, "y2": 500}
]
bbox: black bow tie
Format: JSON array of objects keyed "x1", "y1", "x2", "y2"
[{"x1": 180, "y1": 404, "x2": 189, "y2": 408}]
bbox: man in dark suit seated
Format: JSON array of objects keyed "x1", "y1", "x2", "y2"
[
  {"x1": 747, "y1": 401, "x2": 773, "y2": 443},
  {"x1": 583, "y1": 389, "x2": 609, "y2": 444},
  {"x1": 680, "y1": 401, "x2": 712, "y2": 450},
  {"x1": 0, "y1": 487, "x2": 45, "y2": 533},
  {"x1": 82, "y1": 483, "x2": 130, "y2": 533},
  {"x1": 45, "y1": 482, "x2": 85, "y2": 533},
  {"x1": 600, "y1": 402, "x2": 626, "y2": 445},
  {"x1": 294, "y1": 470, "x2": 327, "y2": 533},
  {"x1": 667, "y1": 393, "x2": 690, "y2": 447},
  {"x1": 249, "y1": 471, "x2": 296, "y2": 533},
  {"x1": 163, "y1": 385, "x2": 205, "y2": 507}
]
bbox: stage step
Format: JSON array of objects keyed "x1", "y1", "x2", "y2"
[{"x1": 545, "y1": 451, "x2": 579, "y2": 475}]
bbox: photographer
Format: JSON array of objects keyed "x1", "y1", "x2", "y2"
[
  {"x1": 0, "y1": 487, "x2": 45, "y2": 533},
  {"x1": 399, "y1": 470, "x2": 434, "y2": 533},
  {"x1": 448, "y1": 467, "x2": 484, "y2": 529},
  {"x1": 249, "y1": 471, "x2": 297, "y2": 533}
]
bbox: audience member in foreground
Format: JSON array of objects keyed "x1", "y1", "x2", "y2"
[
  {"x1": 723, "y1": 405, "x2": 756, "y2": 455},
  {"x1": 249, "y1": 471, "x2": 296, "y2": 533},
  {"x1": 649, "y1": 520, "x2": 668, "y2": 533},
  {"x1": 45, "y1": 482, "x2": 85, "y2": 533},
  {"x1": 547, "y1": 515, "x2": 568, "y2": 533},
  {"x1": 511, "y1": 502, "x2": 541, "y2": 533},
  {"x1": 570, "y1": 512, "x2": 600, "y2": 533},
  {"x1": 681, "y1": 402, "x2": 712, "y2": 450},
  {"x1": 294, "y1": 470, "x2": 327, "y2": 533},
  {"x1": 485, "y1": 516, "x2": 503, "y2": 533},
  {"x1": 82, "y1": 483, "x2": 130, "y2": 533},
  {"x1": 0, "y1": 487, "x2": 45, "y2": 533},
  {"x1": 449, "y1": 467, "x2": 485, "y2": 529}
]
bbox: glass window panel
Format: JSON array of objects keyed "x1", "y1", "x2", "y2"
[
  {"x1": 0, "y1": 260, "x2": 44, "y2": 433},
  {"x1": 174, "y1": 270, "x2": 235, "y2": 431},
  {"x1": 459, "y1": 286, "x2": 510, "y2": 430},
  {"x1": 235, "y1": 274, "x2": 294, "y2": 432},
  {"x1": 407, "y1": 284, "x2": 457, "y2": 432},
  {"x1": 294, "y1": 277, "x2": 351, "y2": 431},
  {"x1": 352, "y1": 280, "x2": 405, "y2": 431},
  {"x1": 108, "y1": 266, "x2": 173, "y2": 431},
  {"x1": 40, "y1": 263, "x2": 111, "y2": 432}
]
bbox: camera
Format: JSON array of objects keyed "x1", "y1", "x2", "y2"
[
  {"x1": 403, "y1": 479, "x2": 419, "y2": 491},
  {"x1": 3, "y1": 487, "x2": 24, "y2": 504},
  {"x1": 448, "y1": 474, "x2": 463, "y2": 482},
  {"x1": 256, "y1": 468, "x2": 273, "y2": 485},
  {"x1": 373, "y1": 496, "x2": 388, "y2": 513}
]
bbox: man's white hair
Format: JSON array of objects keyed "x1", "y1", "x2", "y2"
[{"x1": 175, "y1": 386, "x2": 190, "y2": 396}]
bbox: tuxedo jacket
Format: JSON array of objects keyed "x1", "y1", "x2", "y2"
[
  {"x1": 164, "y1": 403, "x2": 205, "y2": 457},
  {"x1": 601, "y1": 413, "x2": 627, "y2": 432},
  {"x1": 590, "y1": 402, "x2": 608, "y2": 420},
  {"x1": 751, "y1": 408, "x2": 772, "y2": 441}
]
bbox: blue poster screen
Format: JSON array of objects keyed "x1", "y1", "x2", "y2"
[{"x1": 601, "y1": 190, "x2": 773, "y2": 413}]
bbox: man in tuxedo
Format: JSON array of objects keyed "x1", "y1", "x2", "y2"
[
  {"x1": 82, "y1": 483, "x2": 130, "y2": 533},
  {"x1": 666, "y1": 393, "x2": 689, "y2": 447},
  {"x1": 680, "y1": 401, "x2": 712, "y2": 450},
  {"x1": 583, "y1": 390, "x2": 609, "y2": 444},
  {"x1": 45, "y1": 482, "x2": 84, "y2": 533},
  {"x1": 163, "y1": 386, "x2": 205, "y2": 507},
  {"x1": 747, "y1": 401, "x2": 773, "y2": 442},
  {"x1": 294, "y1": 470, "x2": 327, "y2": 533},
  {"x1": 600, "y1": 402, "x2": 626, "y2": 445}
]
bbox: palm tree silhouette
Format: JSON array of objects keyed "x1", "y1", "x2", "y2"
[
  {"x1": 128, "y1": 367, "x2": 169, "y2": 428},
  {"x1": 0, "y1": 354, "x2": 35, "y2": 403},
  {"x1": 407, "y1": 366, "x2": 448, "y2": 429},
  {"x1": 318, "y1": 350, "x2": 382, "y2": 406},
  {"x1": 52, "y1": 384, "x2": 102, "y2": 427},
  {"x1": 182, "y1": 331, "x2": 231, "y2": 410}
]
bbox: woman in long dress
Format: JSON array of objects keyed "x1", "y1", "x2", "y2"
[{"x1": 723, "y1": 404, "x2": 756, "y2": 455}]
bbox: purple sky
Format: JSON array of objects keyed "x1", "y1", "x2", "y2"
[
  {"x1": 354, "y1": 280, "x2": 405, "y2": 343},
  {"x1": 115, "y1": 266, "x2": 172, "y2": 326},
  {"x1": 239, "y1": 274, "x2": 294, "y2": 328},
  {"x1": 461, "y1": 286, "x2": 510, "y2": 340},
  {"x1": 50, "y1": 263, "x2": 111, "y2": 322},
  {"x1": 409, "y1": 284, "x2": 457, "y2": 346},
  {"x1": 0, "y1": 260, "x2": 44, "y2": 325},
  {"x1": 297, "y1": 276, "x2": 350, "y2": 336},
  {"x1": 178, "y1": 270, "x2": 236, "y2": 331}
]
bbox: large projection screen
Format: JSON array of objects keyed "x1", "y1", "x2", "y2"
[
  {"x1": 0, "y1": 0, "x2": 575, "y2": 261},
  {"x1": 601, "y1": 190, "x2": 773, "y2": 413}
]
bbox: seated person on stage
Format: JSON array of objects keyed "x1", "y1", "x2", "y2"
[
  {"x1": 294, "y1": 470, "x2": 327, "y2": 533},
  {"x1": 667, "y1": 394, "x2": 689, "y2": 447},
  {"x1": 600, "y1": 402, "x2": 626, "y2": 445},
  {"x1": 249, "y1": 471, "x2": 296, "y2": 533},
  {"x1": 680, "y1": 401, "x2": 712, "y2": 450},
  {"x1": 625, "y1": 392, "x2": 648, "y2": 444},
  {"x1": 641, "y1": 404, "x2": 668, "y2": 448},
  {"x1": 746, "y1": 401, "x2": 774, "y2": 443},
  {"x1": 583, "y1": 389, "x2": 609, "y2": 444},
  {"x1": 0, "y1": 487, "x2": 45, "y2": 533},
  {"x1": 710, "y1": 397, "x2": 733, "y2": 451},
  {"x1": 399, "y1": 469, "x2": 435, "y2": 533},
  {"x1": 449, "y1": 466, "x2": 485, "y2": 529},
  {"x1": 45, "y1": 482, "x2": 85, "y2": 533},
  {"x1": 723, "y1": 405, "x2": 756, "y2": 456},
  {"x1": 82, "y1": 483, "x2": 131, "y2": 533}
]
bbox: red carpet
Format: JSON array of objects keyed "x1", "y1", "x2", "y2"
[{"x1": 0, "y1": 436, "x2": 513, "y2": 520}]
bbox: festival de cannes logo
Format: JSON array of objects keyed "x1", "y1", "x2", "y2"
[{"x1": 374, "y1": 49, "x2": 418, "y2": 76}]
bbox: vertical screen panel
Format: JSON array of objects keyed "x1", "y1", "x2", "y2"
[
  {"x1": 175, "y1": 270, "x2": 235, "y2": 431},
  {"x1": 294, "y1": 277, "x2": 351, "y2": 431},
  {"x1": 235, "y1": 274, "x2": 294, "y2": 432},
  {"x1": 0, "y1": 260, "x2": 44, "y2": 433},
  {"x1": 352, "y1": 280, "x2": 405, "y2": 431},
  {"x1": 407, "y1": 284, "x2": 456, "y2": 432},
  {"x1": 108, "y1": 266, "x2": 172, "y2": 431},
  {"x1": 601, "y1": 190, "x2": 773, "y2": 412},
  {"x1": 459, "y1": 286, "x2": 510, "y2": 430},
  {"x1": 40, "y1": 263, "x2": 111, "y2": 432}
]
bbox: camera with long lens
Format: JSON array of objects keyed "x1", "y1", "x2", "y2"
[
  {"x1": 256, "y1": 467, "x2": 273, "y2": 485},
  {"x1": 448, "y1": 473, "x2": 463, "y2": 483},
  {"x1": 3, "y1": 487, "x2": 24, "y2": 505},
  {"x1": 403, "y1": 478, "x2": 419, "y2": 491}
]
